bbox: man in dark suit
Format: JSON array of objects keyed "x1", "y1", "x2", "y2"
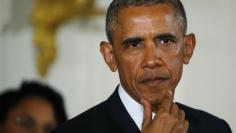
[{"x1": 52, "y1": 0, "x2": 232, "y2": 133}]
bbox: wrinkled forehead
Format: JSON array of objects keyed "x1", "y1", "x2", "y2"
[
  {"x1": 118, "y1": 4, "x2": 176, "y2": 16},
  {"x1": 115, "y1": 4, "x2": 184, "y2": 33},
  {"x1": 115, "y1": 2, "x2": 179, "y2": 18}
]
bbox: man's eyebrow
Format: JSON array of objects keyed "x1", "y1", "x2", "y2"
[
  {"x1": 121, "y1": 37, "x2": 144, "y2": 45},
  {"x1": 155, "y1": 33, "x2": 177, "y2": 40}
]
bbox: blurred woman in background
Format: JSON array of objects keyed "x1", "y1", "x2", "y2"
[{"x1": 0, "y1": 81, "x2": 67, "y2": 133}]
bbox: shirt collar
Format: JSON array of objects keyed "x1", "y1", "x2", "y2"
[{"x1": 118, "y1": 84, "x2": 144, "y2": 130}]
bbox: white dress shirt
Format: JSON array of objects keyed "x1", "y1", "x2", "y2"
[{"x1": 118, "y1": 84, "x2": 155, "y2": 130}]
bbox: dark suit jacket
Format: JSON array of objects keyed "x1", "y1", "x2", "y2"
[{"x1": 52, "y1": 89, "x2": 232, "y2": 133}]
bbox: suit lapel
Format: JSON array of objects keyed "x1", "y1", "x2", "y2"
[{"x1": 105, "y1": 87, "x2": 141, "y2": 133}]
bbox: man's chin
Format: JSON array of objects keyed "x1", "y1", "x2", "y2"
[
  {"x1": 142, "y1": 96, "x2": 162, "y2": 110},
  {"x1": 150, "y1": 100, "x2": 161, "y2": 111}
]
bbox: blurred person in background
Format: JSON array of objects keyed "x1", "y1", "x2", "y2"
[{"x1": 0, "y1": 81, "x2": 67, "y2": 133}]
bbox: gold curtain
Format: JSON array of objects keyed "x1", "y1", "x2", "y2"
[{"x1": 32, "y1": 0, "x2": 104, "y2": 77}]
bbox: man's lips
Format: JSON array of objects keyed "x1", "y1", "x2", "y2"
[{"x1": 138, "y1": 76, "x2": 169, "y2": 86}]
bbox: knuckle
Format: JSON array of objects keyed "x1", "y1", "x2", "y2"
[
  {"x1": 184, "y1": 120, "x2": 189, "y2": 127},
  {"x1": 166, "y1": 116, "x2": 179, "y2": 125},
  {"x1": 158, "y1": 112, "x2": 169, "y2": 118},
  {"x1": 172, "y1": 117, "x2": 179, "y2": 123},
  {"x1": 172, "y1": 123, "x2": 186, "y2": 133},
  {"x1": 157, "y1": 108, "x2": 167, "y2": 115},
  {"x1": 179, "y1": 109, "x2": 185, "y2": 116},
  {"x1": 173, "y1": 103, "x2": 179, "y2": 109}
]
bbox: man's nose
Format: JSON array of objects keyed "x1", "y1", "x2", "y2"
[{"x1": 141, "y1": 43, "x2": 163, "y2": 69}]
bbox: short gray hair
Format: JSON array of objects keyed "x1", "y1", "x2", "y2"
[{"x1": 106, "y1": 0, "x2": 187, "y2": 43}]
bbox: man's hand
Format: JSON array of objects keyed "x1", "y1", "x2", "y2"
[{"x1": 141, "y1": 91, "x2": 189, "y2": 133}]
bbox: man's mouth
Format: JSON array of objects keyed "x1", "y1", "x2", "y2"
[{"x1": 139, "y1": 76, "x2": 169, "y2": 87}]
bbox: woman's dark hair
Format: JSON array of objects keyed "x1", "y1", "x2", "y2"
[{"x1": 0, "y1": 81, "x2": 67, "y2": 125}]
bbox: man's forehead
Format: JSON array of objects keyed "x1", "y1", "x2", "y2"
[
  {"x1": 116, "y1": 4, "x2": 177, "y2": 23},
  {"x1": 117, "y1": 4, "x2": 176, "y2": 19},
  {"x1": 115, "y1": 4, "x2": 184, "y2": 35}
]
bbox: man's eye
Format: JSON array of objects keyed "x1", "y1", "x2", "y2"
[
  {"x1": 159, "y1": 39, "x2": 173, "y2": 45},
  {"x1": 122, "y1": 38, "x2": 143, "y2": 49},
  {"x1": 124, "y1": 41, "x2": 141, "y2": 48},
  {"x1": 128, "y1": 42, "x2": 140, "y2": 48}
]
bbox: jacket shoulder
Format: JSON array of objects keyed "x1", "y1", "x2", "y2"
[
  {"x1": 52, "y1": 100, "x2": 110, "y2": 133},
  {"x1": 177, "y1": 103, "x2": 232, "y2": 133}
]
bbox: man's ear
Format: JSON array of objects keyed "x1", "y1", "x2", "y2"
[
  {"x1": 183, "y1": 33, "x2": 196, "y2": 64},
  {"x1": 100, "y1": 41, "x2": 117, "y2": 72}
]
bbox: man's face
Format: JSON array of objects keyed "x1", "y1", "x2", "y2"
[{"x1": 101, "y1": 4, "x2": 195, "y2": 109}]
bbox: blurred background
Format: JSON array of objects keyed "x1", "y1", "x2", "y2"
[{"x1": 0, "y1": 0, "x2": 235, "y2": 132}]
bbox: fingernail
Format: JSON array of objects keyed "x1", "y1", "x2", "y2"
[{"x1": 168, "y1": 90, "x2": 172, "y2": 96}]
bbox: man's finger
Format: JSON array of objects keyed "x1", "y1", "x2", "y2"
[
  {"x1": 178, "y1": 109, "x2": 185, "y2": 123},
  {"x1": 157, "y1": 90, "x2": 172, "y2": 114},
  {"x1": 170, "y1": 103, "x2": 179, "y2": 118},
  {"x1": 141, "y1": 98, "x2": 152, "y2": 129},
  {"x1": 183, "y1": 120, "x2": 189, "y2": 132}
]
